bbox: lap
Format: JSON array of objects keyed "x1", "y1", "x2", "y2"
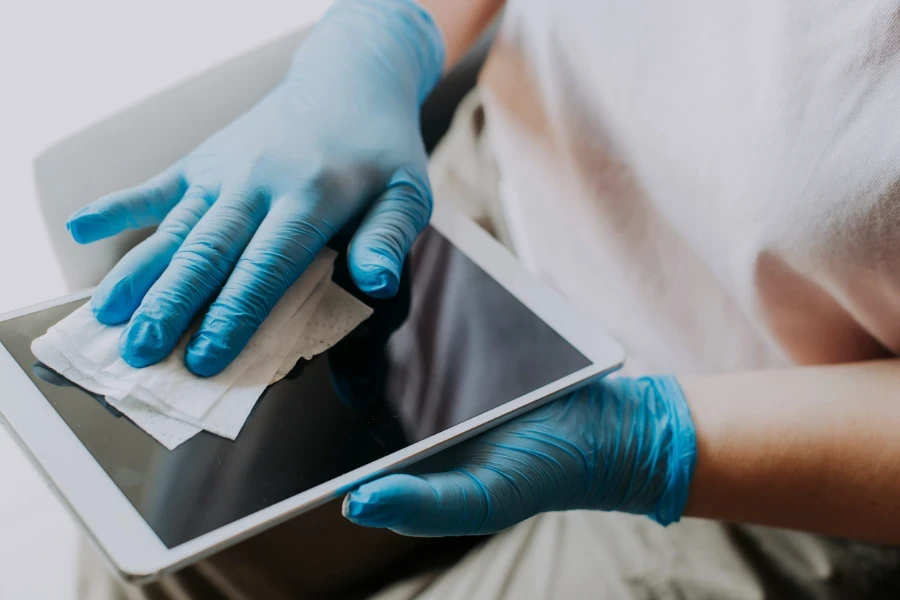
[
  {"x1": 78, "y1": 499, "x2": 482, "y2": 600},
  {"x1": 82, "y1": 507, "x2": 900, "y2": 600},
  {"x1": 370, "y1": 511, "x2": 900, "y2": 600}
]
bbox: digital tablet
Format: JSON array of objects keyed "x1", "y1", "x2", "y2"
[{"x1": 0, "y1": 201, "x2": 623, "y2": 583}]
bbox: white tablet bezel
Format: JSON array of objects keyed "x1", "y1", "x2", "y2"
[{"x1": 0, "y1": 200, "x2": 624, "y2": 583}]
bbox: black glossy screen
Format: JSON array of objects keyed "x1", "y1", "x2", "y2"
[{"x1": 0, "y1": 228, "x2": 591, "y2": 548}]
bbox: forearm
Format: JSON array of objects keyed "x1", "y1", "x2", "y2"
[
  {"x1": 681, "y1": 360, "x2": 900, "y2": 544},
  {"x1": 419, "y1": 0, "x2": 504, "y2": 69}
]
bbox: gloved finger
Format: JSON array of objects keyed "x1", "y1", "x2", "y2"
[
  {"x1": 66, "y1": 167, "x2": 186, "y2": 243},
  {"x1": 348, "y1": 167, "x2": 432, "y2": 299},
  {"x1": 91, "y1": 187, "x2": 216, "y2": 324},
  {"x1": 342, "y1": 467, "x2": 527, "y2": 537},
  {"x1": 118, "y1": 184, "x2": 269, "y2": 369},
  {"x1": 184, "y1": 199, "x2": 334, "y2": 377}
]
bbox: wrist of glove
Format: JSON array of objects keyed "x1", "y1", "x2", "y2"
[
  {"x1": 292, "y1": 0, "x2": 445, "y2": 105},
  {"x1": 343, "y1": 376, "x2": 697, "y2": 536}
]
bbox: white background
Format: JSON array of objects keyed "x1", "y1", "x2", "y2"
[{"x1": 0, "y1": 1, "x2": 332, "y2": 597}]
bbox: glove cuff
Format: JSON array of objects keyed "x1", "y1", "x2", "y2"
[
  {"x1": 393, "y1": 0, "x2": 448, "y2": 103},
  {"x1": 648, "y1": 375, "x2": 697, "y2": 526},
  {"x1": 313, "y1": 0, "x2": 447, "y2": 105}
]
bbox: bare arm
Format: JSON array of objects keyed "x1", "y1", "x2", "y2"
[
  {"x1": 419, "y1": 0, "x2": 505, "y2": 69},
  {"x1": 682, "y1": 360, "x2": 900, "y2": 544}
]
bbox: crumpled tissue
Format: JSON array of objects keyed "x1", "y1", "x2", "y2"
[{"x1": 31, "y1": 249, "x2": 373, "y2": 450}]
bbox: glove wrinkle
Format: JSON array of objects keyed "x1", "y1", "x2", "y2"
[{"x1": 344, "y1": 376, "x2": 698, "y2": 536}]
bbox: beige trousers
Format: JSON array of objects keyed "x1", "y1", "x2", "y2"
[
  {"x1": 81, "y1": 510, "x2": 900, "y2": 599},
  {"x1": 371, "y1": 512, "x2": 900, "y2": 600}
]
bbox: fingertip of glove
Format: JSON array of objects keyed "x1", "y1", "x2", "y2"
[
  {"x1": 119, "y1": 317, "x2": 170, "y2": 368},
  {"x1": 342, "y1": 475, "x2": 423, "y2": 528},
  {"x1": 184, "y1": 335, "x2": 231, "y2": 378},
  {"x1": 65, "y1": 213, "x2": 95, "y2": 244},
  {"x1": 90, "y1": 295, "x2": 131, "y2": 326},
  {"x1": 69, "y1": 207, "x2": 120, "y2": 244},
  {"x1": 350, "y1": 261, "x2": 400, "y2": 299},
  {"x1": 342, "y1": 493, "x2": 372, "y2": 523}
]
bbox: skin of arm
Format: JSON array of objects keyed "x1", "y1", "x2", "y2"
[
  {"x1": 681, "y1": 360, "x2": 900, "y2": 544},
  {"x1": 418, "y1": 0, "x2": 505, "y2": 69}
]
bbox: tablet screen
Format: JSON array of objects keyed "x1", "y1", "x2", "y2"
[{"x1": 0, "y1": 228, "x2": 591, "y2": 548}]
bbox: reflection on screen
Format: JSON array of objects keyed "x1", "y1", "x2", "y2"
[{"x1": 0, "y1": 228, "x2": 591, "y2": 548}]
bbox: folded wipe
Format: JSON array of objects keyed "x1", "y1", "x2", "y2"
[{"x1": 31, "y1": 249, "x2": 373, "y2": 450}]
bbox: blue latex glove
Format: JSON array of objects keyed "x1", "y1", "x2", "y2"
[
  {"x1": 65, "y1": 0, "x2": 445, "y2": 376},
  {"x1": 342, "y1": 376, "x2": 697, "y2": 536}
]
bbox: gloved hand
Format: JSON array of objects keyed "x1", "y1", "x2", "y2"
[
  {"x1": 65, "y1": 0, "x2": 445, "y2": 376},
  {"x1": 342, "y1": 376, "x2": 697, "y2": 536}
]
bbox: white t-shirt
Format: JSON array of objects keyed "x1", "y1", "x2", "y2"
[{"x1": 479, "y1": 0, "x2": 900, "y2": 375}]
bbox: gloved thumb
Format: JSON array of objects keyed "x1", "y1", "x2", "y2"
[
  {"x1": 348, "y1": 167, "x2": 432, "y2": 299},
  {"x1": 342, "y1": 471, "x2": 521, "y2": 537}
]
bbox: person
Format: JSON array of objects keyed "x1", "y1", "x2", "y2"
[{"x1": 68, "y1": 0, "x2": 900, "y2": 597}]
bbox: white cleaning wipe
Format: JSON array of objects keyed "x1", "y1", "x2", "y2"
[
  {"x1": 97, "y1": 281, "x2": 373, "y2": 450},
  {"x1": 93, "y1": 273, "x2": 331, "y2": 448},
  {"x1": 108, "y1": 396, "x2": 204, "y2": 450},
  {"x1": 34, "y1": 250, "x2": 335, "y2": 421},
  {"x1": 271, "y1": 281, "x2": 375, "y2": 384},
  {"x1": 31, "y1": 247, "x2": 374, "y2": 451}
]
